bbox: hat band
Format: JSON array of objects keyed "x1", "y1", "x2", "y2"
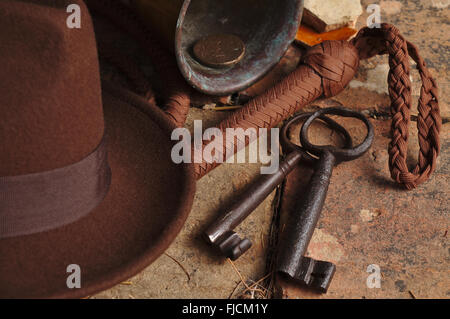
[{"x1": 0, "y1": 137, "x2": 111, "y2": 238}]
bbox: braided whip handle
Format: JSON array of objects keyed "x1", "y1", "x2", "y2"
[
  {"x1": 194, "y1": 40, "x2": 360, "y2": 178},
  {"x1": 86, "y1": 1, "x2": 441, "y2": 190}
]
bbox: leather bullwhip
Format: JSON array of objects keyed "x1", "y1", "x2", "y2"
[{"x1": 86, "y1": 1, "x2": 441, "y2": 191}]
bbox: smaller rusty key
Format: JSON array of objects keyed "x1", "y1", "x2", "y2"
[
  {"x1": 203, "y1": 112, "x2": 353, "y2": 261},
  {"x1": 276, "y1": 107, "x2": 374, "y2": 293}
]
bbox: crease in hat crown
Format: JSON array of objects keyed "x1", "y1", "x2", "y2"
[{"x1": 0, "y1": 0, "x2": 105, "y2": 177}]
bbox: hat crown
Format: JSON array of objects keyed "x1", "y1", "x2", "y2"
[{"x1": 0, "y1": 0, "x2": 104, "y2": 176}]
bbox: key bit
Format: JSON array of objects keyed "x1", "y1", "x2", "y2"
[
  {"x1": 292, "y1": 257, "x2": 336, "y2": 293},
  {"x1": 204, "y1": 150, "x2": 304, "y2": 261},
  {"x1": 209, "y1": 231, "x2": 252, "y2": 261}
]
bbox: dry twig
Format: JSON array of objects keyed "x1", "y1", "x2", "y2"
[
  {"x1": 165, "y1": 253, "x2": 191, "y2": 282},
  {"x1": 227, "y1": 258, "x2": 251, "y2": 291},
  {"x1": 228, "y1": 281, "x2": 242, "y2": 299},
  {"x1": 120, "y1": 281, "x2": 133, "y2": 285},
  {"x1": 243, "y1": 273, "x2": 272, "y2": 298}
]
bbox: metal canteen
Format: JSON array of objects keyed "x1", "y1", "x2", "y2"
[{"x1": 132, "y1": 0, "x2": 304, "y2": 95}]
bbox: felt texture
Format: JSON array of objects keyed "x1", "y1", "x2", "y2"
[
  {"x1": 0, "y1": 0, "x2": 104, "y2": 176},
  {"x1": 0, "y1": 0, "x2": 196, "y2": 298},
  {"x1": 0, "y1": 84, "x2": 196, "y2": 299}
]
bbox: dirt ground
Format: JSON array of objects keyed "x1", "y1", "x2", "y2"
[{"x1": 93, "y1": 0, "x2": 449, "y2": 299}]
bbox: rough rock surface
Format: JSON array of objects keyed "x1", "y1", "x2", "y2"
[
  {"x1": 303, "y1": 0, "x2": 363, "y2": 32},
  {"x1": 94, "y1": 0, "x2": 449, "y2": 299},
  {"x1": 276, "y1": 116, "x2": 449, "y2": 299}
]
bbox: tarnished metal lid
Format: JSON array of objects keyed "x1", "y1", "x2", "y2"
[{"x1": 176, "y1": 0, "x2": 304, "y2": 95}]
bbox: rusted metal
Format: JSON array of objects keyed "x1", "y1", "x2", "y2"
[
  {"x1": 175, "y1": 0, "x2": 304, "y2": 95},
  {"x1": 203, "y1": 150, "x2": 303, "y2": 261},
  {"x1": 276, "y1": 107, "x2": 374, "y2": 293},
  {"x1": 203, "y1": 112, "x2": 352, "y2": 260},
  {"x1": 193, "y1": 34, "x2": 246, "y2": 68}
]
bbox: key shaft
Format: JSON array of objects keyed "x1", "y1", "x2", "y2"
[
  {"x1": 277, "y1": 151, "x2": 336, "y2": 292},
  {"x1": 204, "y1": 151, "x2": 303, "y2": 260}
]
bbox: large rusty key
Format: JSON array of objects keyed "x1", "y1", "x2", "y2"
[
  {"x1": 203, "y1": 111, "x2": 353, "y2": 261},
  {"x1": 276, "y1": 108, "x2": 374, "y2": 293}
]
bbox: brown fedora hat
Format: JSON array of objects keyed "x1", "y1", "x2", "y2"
[{"x1": 0, "y1": 0, "x2": 195, "y2": 298}]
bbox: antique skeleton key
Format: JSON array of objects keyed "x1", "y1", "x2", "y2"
[
  {"x1": 276, "y1": 108, "x2": 374, "y2": 293},
  {"x1": 203, "y1": 110, "x2": 353, "y2": 260}
]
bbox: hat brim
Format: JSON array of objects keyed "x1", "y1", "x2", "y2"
[{"x1": 0, "y1": 82, "x2": 196, "y2": 298}]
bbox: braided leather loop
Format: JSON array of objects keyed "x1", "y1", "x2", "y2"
[
  {"x1": 196, "y1": 25, "x2": 441, "y2": 189},
  {"x1": 352, "y1": 24, "x2": 441, "y2": 189},
  {"x1": 194, "y1": 41, "x2": 360, "y2": 178}
]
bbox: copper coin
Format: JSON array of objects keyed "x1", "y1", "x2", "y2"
[{"x1": 193, "y1": 34, "x2": 245, "y2": 68}]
